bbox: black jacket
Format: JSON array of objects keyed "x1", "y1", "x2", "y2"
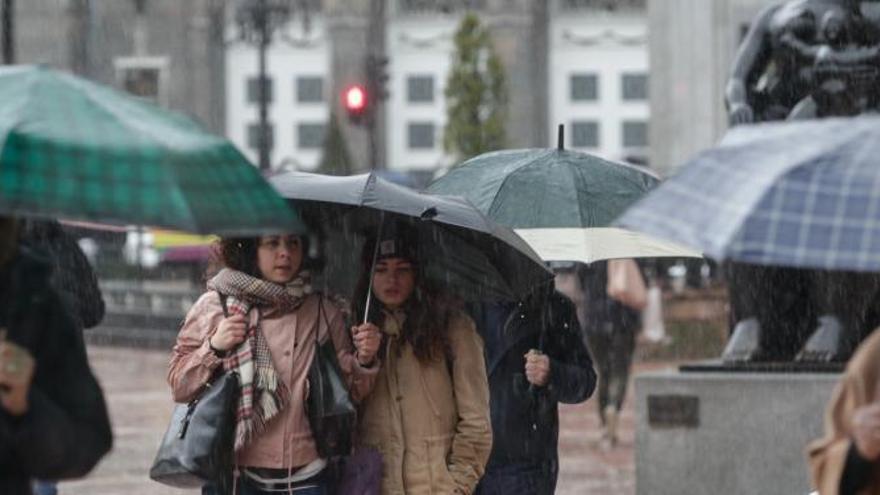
[
  {"x1": 470, "y1": 291, "x2": 596, "y2": 467},
  {"x1": 20, "y1": 219, "x2": 105, "y2": 329},
  {"x1": 0, "y1": 246, "x2": 112, "y2": 494}
]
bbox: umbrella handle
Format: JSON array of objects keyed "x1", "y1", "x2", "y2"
[{"x1": 363, "y1": 212, "x2": 386, "y2": 325}]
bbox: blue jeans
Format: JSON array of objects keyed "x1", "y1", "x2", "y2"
[
  {"x1": 476, "y1": 460, "x2": 557, "y2": 495},
  {"x1": 202, "y1": 478, "x2": 327, "y2": 495},
  {"x1": 32, "y1": 480, "x2": 58, "y2": 495}
]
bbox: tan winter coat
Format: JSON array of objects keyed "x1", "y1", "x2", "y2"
[
  {"x1": 358, "y1": 309, "x2": 492, "y2": 495},
  {"x1": 808, "y1": 329, "x2": 880, "y2": 494}
]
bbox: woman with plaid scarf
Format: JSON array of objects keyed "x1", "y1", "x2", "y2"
[{"x1": 167, "y1": 234, "x2": 381, "y2": 494}]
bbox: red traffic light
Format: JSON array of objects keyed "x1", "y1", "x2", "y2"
[{"x1": 344, "y1": 84, "x2": 367, "y2": 113}]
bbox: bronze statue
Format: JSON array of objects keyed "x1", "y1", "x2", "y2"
[{"x1": 723, "y1": 0, "x2": 880, "y2": 363}]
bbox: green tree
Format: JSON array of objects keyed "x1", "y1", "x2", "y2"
[
  {"x1": 317, "y1": 112, "x2": 355, "y2": 175},
  {"x1": 444, "y1": 13, "x2": 509, "y2": 161}
]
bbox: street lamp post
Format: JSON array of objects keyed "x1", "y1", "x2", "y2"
[
  {"x1": 235, "y1": 0, "x2": 292, "y2": 174},
  {"x1": 1, "y1": 0, "x2": 14, "y2": 64}
]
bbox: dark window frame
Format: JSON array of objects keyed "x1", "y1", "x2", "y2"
[
  {"x1": 297, "y1": 122, "x2": 326, "y2": 149},
  {"x1": 621, "y1": 73, "x2": 648, "y2": 101},
  {"x1": 407, "y1": 122, "x2": 436, "y2": 150},
  {"x1": 296, "y1": 76, "x2": 324, "y2": 103},
  {"x1": 570, "y1": 73, "x2": 599, "y2": 102},
  {"x1": 407, "y1": 75, "x2": 435, "y2": 103},
  {"x1": 571, "y1": 120, "x2": 600, "y2": 148}
]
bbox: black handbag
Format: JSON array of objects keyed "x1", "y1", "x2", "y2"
[
  {"x1": 149, "y1": 292, "x2": 239, "y2": 488},
  {"x1": 307, "y1": 296, "x2": 357, "y2": 458},
  {"x1": 149, "y1": 370, "x2": 239, "y2": 488}
]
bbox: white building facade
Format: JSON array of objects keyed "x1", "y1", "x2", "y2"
[
  {"x1": 550, "y1": 8, "x2": 649, "y2": 163},
  {"x1": 225, "y1": 18, "x2": 331, "y2": 171},
  {"x1": 224, "y1": 1, "x2": 649, "y2": 174},
  {"x1": 385, "y1": 15, "x2": 457, "y2": 173}
]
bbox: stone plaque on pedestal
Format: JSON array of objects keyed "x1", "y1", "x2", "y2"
[{"x1": 635, "y1": 371, "x2": 839, "y2": 495}]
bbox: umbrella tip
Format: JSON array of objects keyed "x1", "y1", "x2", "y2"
[{"x1": 557, "y1": 124, "x2": 564, "y2": 151}]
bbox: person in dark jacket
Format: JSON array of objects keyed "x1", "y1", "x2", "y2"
[
  {"x1": 0, "y1": 216, "x2": 113, "y2": 495},
  {"x1": 471, "y1": 287, "x2": 596, "y2": 495},
  {"x1": 20, "y1": 219, "x2": 107, "y2": 495}
]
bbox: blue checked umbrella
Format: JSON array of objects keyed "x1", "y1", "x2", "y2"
[{"x1": 616, "y1": 115, "x2": 880, "y2": 271}]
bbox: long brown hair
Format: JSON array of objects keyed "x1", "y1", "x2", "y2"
[
  {"x1": 351, "y1": 242, "x2": 452, "y2": 364},
  {"x1": 215, "y1": 237, "x2": 260, "y2": 276}
]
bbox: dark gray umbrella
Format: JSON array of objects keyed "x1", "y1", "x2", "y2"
[{"x1": 269, "y1": 171, "x2": 553, "y2": 303}]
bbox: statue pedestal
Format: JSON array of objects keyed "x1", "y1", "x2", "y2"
[{"x1": 635, "y1": 369, "x2": 840, "y2": 495}]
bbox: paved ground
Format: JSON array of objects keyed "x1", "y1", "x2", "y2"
[{"x1": 58, "y1": 346, "x2": 664, "y2": 495}]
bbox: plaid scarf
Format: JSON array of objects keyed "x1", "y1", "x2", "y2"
[{"x1": 207, "y1": 268, "x2": 313, "y2": 451}]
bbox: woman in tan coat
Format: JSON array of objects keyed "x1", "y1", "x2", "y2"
[
  {"x1": 353, "y1": 229, "x2": 492, "y2": 495},
  {"x1": 167, "y1": 234, "x2": 381, "y2": 494},
  {"x1": 809, "y1": 329, "x2": 880, "y2": 494}
]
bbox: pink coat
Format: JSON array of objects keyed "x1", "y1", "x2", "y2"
[{"x1": 167, "y1": 291, "x2": 378, "y2": 469}]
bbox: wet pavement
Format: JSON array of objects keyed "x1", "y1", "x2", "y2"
[{"x1": 59, "y1": 345, "x2": 655, "y2": 495}]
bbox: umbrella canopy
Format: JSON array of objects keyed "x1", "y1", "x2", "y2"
[
  {"x1": 615, "y1": 115, "x2": 880, "y2": 271},
  {"x1": 427, "y1": 148, "x2": 698, "y2": 262},
  {"x1": 0, "y1": 65, "x2": 302, "y2": 235},
  {"x1": 269, "y1": 171, "x2": 553, "y2": 302},
  {"x1": 515, "y1": 228, "x2": 701, "y2": 265}
]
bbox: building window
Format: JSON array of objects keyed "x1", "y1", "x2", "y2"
[
  {"x1": 570, "y1": 74, "x2": 598, "y2": 101},
  {"x1": 572, "y1": 121, "x2": 599, "y2": 148},
  {"x1": 296, "y1": 76, "x2": 324, "y2": 103},
  {"x1": 247, "y1": 123, "x2": 274, "y2": 150},
  {"x1": 407, "y1": 75, "x2": 434, "y2": 103},
  {"x1": 114, "y1": 56, "x2": 169, "y2": 105},
  {"x1": 408, "y1": 122, "x2": 435, "y2": 149},
  {"x1": 297, "y1": 123, "x2": 326, "y2": 149},
  {"x1": 622, "y1": 120, "x2": 648, "y2": 148},
  {"x1": 621, "y1": 73, "x2": 648, "y2": 101},
  {"x1": 400, "y1": 0, "x2": 485, "y2": 13},
  {"x1": 247, "y1": 76, "x2": 273, "y2": 104}
]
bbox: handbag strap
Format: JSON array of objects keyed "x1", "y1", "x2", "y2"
[
  {"x1": 312, "y1": 294, "x2": 336, "y2": 350},
  {"x1": 218, "y1": 291, "x2": 230, "y2": 318}
]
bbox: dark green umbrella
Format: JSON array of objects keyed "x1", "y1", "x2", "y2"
[
  {"x1": 428, "y1": 147, "x2": 658, "y2": 228},
  {"x1": 0, "y1": 65, "x2": 303, "y2": 235},
  {"x1": 427, "y1": 145, "x2": 698, "y2": 263}
]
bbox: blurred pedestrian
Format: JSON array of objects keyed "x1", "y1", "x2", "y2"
[
  {"x1": 808, "y1": 329, "x2": 880, "y2": 494},
  {"x1": 0, "y1": 215, "x2": 113, "y2": 494},
  {"x1": 167, "y1": 233, "x2": 380, "y2": 494},
  {"x1": 352, "y1": 227, "x2": 492, "y2": 495},
  {"x1": 470, "y1": 283, "x2": 596, "y2": 495},
  {"x1": 580, "y1": 259, "x2": 646, "y2": 448},
  {"x1": 19, "y1": 219, "x2": 107, "y2": 495}
]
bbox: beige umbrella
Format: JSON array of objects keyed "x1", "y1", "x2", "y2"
[{"x1": 514, "y1": 227, "x2": 701, "y2": 264}]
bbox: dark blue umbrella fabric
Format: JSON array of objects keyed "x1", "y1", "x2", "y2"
[{"x1": 616, "y1": 116, "x2": 880, "y2": 271}]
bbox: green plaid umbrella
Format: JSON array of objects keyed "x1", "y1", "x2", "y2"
[{"x1": 0, "y1": 65, "x2": 303, "y2": 235}]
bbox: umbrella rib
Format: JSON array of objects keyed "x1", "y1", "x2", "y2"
[{"x1": 486, "y1": 149, "x2": 553, "y2": 221}]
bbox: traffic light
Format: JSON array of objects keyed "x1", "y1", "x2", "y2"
[
  {"x1": 343, "y1": 84, "x2": 368, "y2": 124},
  {"x1": 366, "y1": 54, "x2": 390, "y2": 102},
  {"x1": 342, "y1": 55, "x2": 389, "y2": 126}
]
